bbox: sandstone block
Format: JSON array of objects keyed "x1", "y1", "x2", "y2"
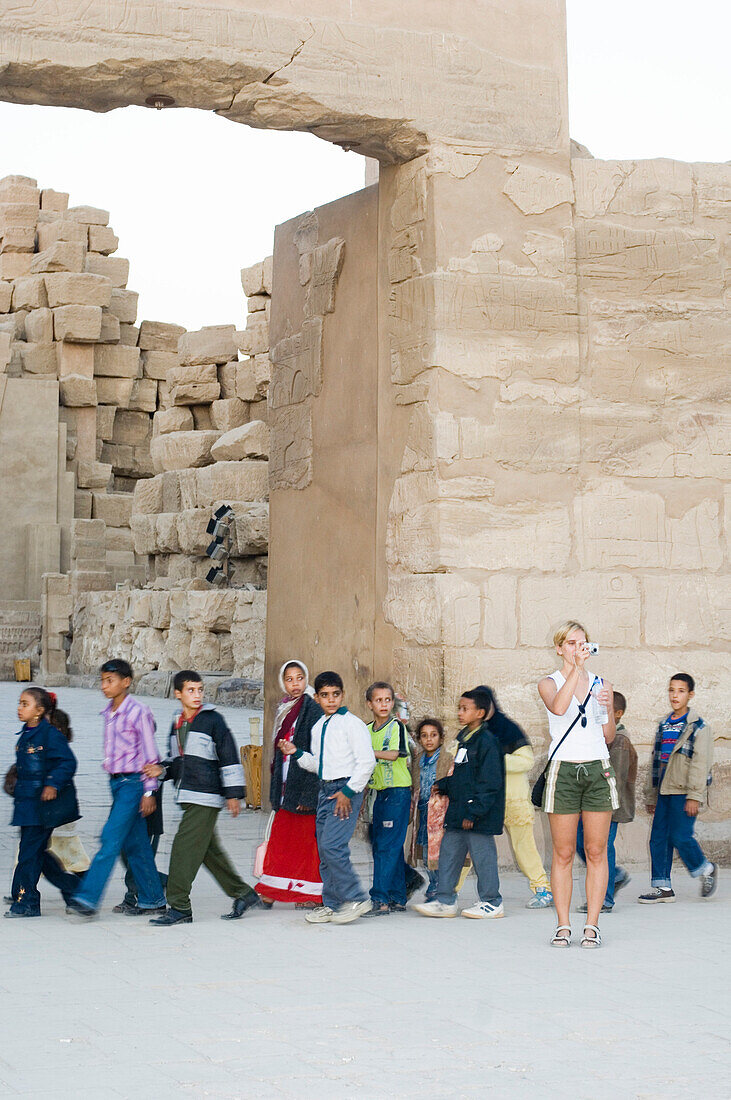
[
  {"x1": 179, "y1": 325, "x2": 237, "y2": 366},
  {"x1": 210, "y1": 397, "x2": 249, "y2": 433},
  {"x1": 138, "y1": 321, "x2": 185, "y2": 352},
  {"x1": 175, "y1": 509, "x2": 211, "y2": 555},
  {"x1": 133, "y1": 476, "x2": 163, "y2": 516},
  {"x1": 149, "y1": 592, "x2": 171, "y2": 630},
  {"x1": 31, "y1": 242, "x2": 86, "y2": 274},
  {"x1": 168, "y1": 363, "x2": 218, "y2": 387},
  {"x1": 518, "y1": 574, "x2": 641, "y2": 648},
  {"x1": 94, "y1": 344, "x2": 141, "y2": 378},
  {"x1": 0, "y1": 180, "x2": 39, "y2": 205},
  {"x1": 88, "y1": 225, "x2": 119, "y2": 254},
  {"x1": 150, "y1": 430, "x2": 221, "y2": 473},
  {"x1": 247, "y1": 294, "x2": 269, "y2": 313},
  {"x1": 0, "y1": 201, "x2": 39, "y2": 229},
  {"x1": 57, "y1": 342, "x2": 94, "y2": 380},
  {"x1": 45, "y1": 272, "x2": 112, "y2": 308},
  {"x1": 130, "y1": 513, "x2": 157, "y2": 555},
  {"x1": 191, "y1": 405, "x2": 214, "y2": 430},
  {"x1": 41, "y1": 190, "x2": 69, "y2": 213},
  {"x1": 71, "y1": 571, "x2": 113, "y2": 595},
  {"x1": 236, "y1": 317, "x2": 269, "y2": 357},
  {"x1": 161, "y1": 624, "x2": 191, "y2": 669},
  {"x1": 0, "y1": 225, "x2": 35, "y2": 252},
  {"x1": 24, "y1": 307, "x2": 53, "y2": 344},
  {"x1": 53, "y1": 305, "x2": 103, "y2": 342},
  {"x1": 643, "y1": 575, "x2": 731, "y2": 646},
  {"x1": 71, "y1": 518, "x2": 105, "y2": 543},
  {"x1": 128, "y1": 378, "x2": 158, "y2": 412},
  {"x1": 108, "y1": 289, "x2": 138, "y2": 324},
  {"x1": 17, "y1": 342, "x2": 58, "y2": 375},
  {"x1": 113, "y1": 409, "x2": 152, "y2": 446},
  {"x1": 153, "y1": 407, "x2": 194, "y2": 435},
  {"x1": 218, "y1": 362, "x2": 238, "y2": 399},
  {"x1": 574, "y1": 482, "x2": 723, "y2": 571},
  {"x1": 211, "y1": 420, "x2": 269, "y2": 462},
  {"x1": 95, "y1": 376, "x2": 134, "y2": 407},
  {"x1": 36, "y1": 220, "x2": 87, "y2": 250},
  {"x1": 96, "y1": 405, "x2": 117, "y2": 441},
  {"x1": 171, "y1": 381, "x2": 220, "y2": 406},
  {"x1": 187, "y1": 591, "x2": 237, "y2": 632},
  {"x1": 67, "y1": 206, "x2": 109, "y2": 226},
  {"x1": 0, "y1": 331, "x2": 11, "y2": 372},
  {"x1": 385, "y1": 573, "x2": 482, "y2": 647},
  {"x1": 231, "y1": 503, "x2": 269, "y2": 555},
  {"x1": 99, "y1": 310, "x2": 121, "y2": 343},
  {"x1": 73, "y1": 490, "x2": 93, "y2": 519},
  {"x1": 155, "y1": 513, "x2": 180, "y2": 554},
  {"x1": 241, "y1": 256, "x2": 273, "y2": 296},
  {"x1": 188, "y1": 631, "x2": 220, "y2": 670},
  {"x1": 12, "y1": 275, "x2": 48, "y2": 310},
  {"x1": 85, "y1": 254, "x2": 129, "y2": 287},
  {"x1": 194, "y1": 461, "x2": 269, "y2": 507},
  {"x1": 0, "y1": 254, "x2": 32, "y2": 279},
  {"x1": 0, "y1": 282, "x2": 11, "y2": 313},
  {"x1": 142, "y1": 350, "x2": 177, "y2": 380},
  {"x1": 119, "y1": 323, "x2": 139, "y2": 346},
  {"x1": 93, "y1": 491, "x2": 134, "y2": 527},
  {"x1": 60, "y1": 374, "x2": 97, "y2": 406}
]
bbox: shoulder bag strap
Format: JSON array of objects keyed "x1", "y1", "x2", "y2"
[{"x1": 545, "y1": 687, "x2": 593, "y2": 768}]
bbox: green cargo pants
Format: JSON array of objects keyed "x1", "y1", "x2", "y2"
[{"x1": 165, "y1": 803, "x2": 255, "y2": 914}]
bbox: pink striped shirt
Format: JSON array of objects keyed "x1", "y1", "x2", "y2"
[{"x1": 101, "y1": 695, "x2": 160, "y2": 793}]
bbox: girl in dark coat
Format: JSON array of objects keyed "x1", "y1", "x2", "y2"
[
  {"x1": 255, "y1": 660, "x2": 323, "y2": 906},
  {"x1": 5, "y1": 687, "x2": 79, "y2": 917}
]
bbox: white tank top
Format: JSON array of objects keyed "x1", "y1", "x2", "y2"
[{"x1": 542, "y1": 671, "x2": 609, "y2": 763}]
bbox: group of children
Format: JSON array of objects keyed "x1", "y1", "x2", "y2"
[{"x1": 3, "y1": 657, "x2": 719, "y2": 933}]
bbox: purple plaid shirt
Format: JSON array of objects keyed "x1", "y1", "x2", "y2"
[{"x1": 101, "y1": 695, "x2": 160, "y2": 793}]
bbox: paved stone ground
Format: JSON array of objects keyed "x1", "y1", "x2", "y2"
[{"x1": 0, "y1": 684, "x2": 727, "y2": 1098}]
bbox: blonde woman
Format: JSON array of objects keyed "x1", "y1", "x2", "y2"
[{"x1": 538, "y1": 622, "x2": 617, "y2": 948}]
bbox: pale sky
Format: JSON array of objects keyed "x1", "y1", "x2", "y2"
[{"x1": 0, "y1": 0, "x2": 728, "y2": 331}]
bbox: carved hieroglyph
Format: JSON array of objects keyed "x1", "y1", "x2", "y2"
[{"x1": 269, "y1": 214, "x2": 344, "y2": 490}]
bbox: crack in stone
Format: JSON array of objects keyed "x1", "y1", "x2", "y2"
[{"x1": 263, "y1": 22, "x2": 316, "y2": 85}]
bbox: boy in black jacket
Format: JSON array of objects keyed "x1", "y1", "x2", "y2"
[
  {"x1": 144, "y1": 670, "x2": 258, "y2": 925},
  {"x1": 414, "y1": 688, "x2": 505, "y2": 920}
]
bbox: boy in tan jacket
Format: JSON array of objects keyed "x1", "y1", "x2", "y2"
[{"x1": 638, "y1": 673, "x2": 717, "y2": 903}]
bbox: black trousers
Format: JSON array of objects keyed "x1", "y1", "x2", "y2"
[{"x1": 11, "y1": 826, "x2": 80, "y2": 914}]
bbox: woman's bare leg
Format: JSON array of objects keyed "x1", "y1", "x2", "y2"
[
  {"x1": 548, "y1": 813, "x2": 580, "y2": 929},
  {"x1": 581, "y1": 810, "x2": 612, "y2": 930}
]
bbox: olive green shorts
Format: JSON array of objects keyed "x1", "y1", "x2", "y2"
[{"x1": 543, "y1": 758, "x2": 619, "y2": 815}]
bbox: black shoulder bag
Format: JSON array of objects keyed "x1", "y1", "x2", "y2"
[{"x1": 531, "y1": 687, "x2": 593, "y2": 809}]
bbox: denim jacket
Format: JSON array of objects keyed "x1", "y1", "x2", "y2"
[{"x1": 10, "y1": 719, "x2": 77, "y2": 827}]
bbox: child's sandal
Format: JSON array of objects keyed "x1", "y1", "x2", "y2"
[
  {"x1": 581, "y1": 924, "x2": 602, "y2": 948},
  {"x1": 551, "y1": 925, "x2": 572, "y2": 948}
]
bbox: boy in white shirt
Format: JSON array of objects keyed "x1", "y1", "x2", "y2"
[{"x1": 279, "y1": 670, "x2": 375, "y2": 924}]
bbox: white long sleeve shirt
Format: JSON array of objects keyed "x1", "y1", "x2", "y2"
[{"x1": 295, "y1": 707, "x2": 375, "y2": 796}]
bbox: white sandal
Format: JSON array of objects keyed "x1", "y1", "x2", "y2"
[
  {"x1": 551, "y1": 925, "x2": 572, "y2": 948},
  {"x1": 581, "y1": 924, "x2": 602, "y2": 948}
]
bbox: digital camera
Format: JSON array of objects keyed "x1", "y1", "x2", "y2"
[{"x1": 585, "y1": 642, "x2": 599, "y2": 655}]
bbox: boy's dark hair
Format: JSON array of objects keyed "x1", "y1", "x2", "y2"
[
  {"x1": 613, "y1": 691, "x2": 627, "y2": 713},
  {"x1": 100, "y1": 658, "x2": 133, "y2": 681},
  {"x1": 461, "y1": 688, "x2": 492, "y2": 721},
  {"x1": 50, "y1": 706, "x2": 73, "y2": 743},
  {"x1": 314, "y1": 671, "x2": 343, "y2": 694},
  {"x1": 416, "y1": 717, "x2": 444, "y2": 742},
  {"x1": 473, "y1": 684, "x2": 501, "y2": 715},
  {"x1": 670, "y1": 673, "x2": 695, "y2": 693},
  {"x1": 365, "y1": 681, "x2": 394, "y2": 702},
  {"x1": 174, "y1": 669, "x2": 203, "y2": 693}
]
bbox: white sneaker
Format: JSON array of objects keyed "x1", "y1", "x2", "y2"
[
  {"x1": 413, "y1": 900, "x2": 459, "y2": 918},
  {"x1": 304, "y1": 905, "x2": 336, "y2": 924},
  {"x1": 330, "y1": 900, "x2": 372, "y2": 924},
  {"x1": 461, "y1": 902, "x2": 504, "y2": 919}
]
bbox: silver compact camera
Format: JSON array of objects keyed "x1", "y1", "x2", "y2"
[{"x1": 584, "y1": 642, "x2": 599, "y2": 655}]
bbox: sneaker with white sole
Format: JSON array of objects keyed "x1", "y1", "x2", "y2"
[
  {"x1": 413, "y1": 900, "x2": 459, "y2": 918},
  {"x1": 304, "y1": 905, "x2": 336, "y2": 924},
  {"x1": 638, "y1": 888, "x2": 675, "y2": 904},
  {"x1": 461, "y1": 901, "x2": 504, "y2": 919},
  {"x1": 700, "y1": 863, "x2": 718, "y2": 898},
  {"x1": 330, "y1": 900, "x2": 372, "y2": 924},
  {"x1": 525, "y1": 888, "x2": 553, "y2": 909}
]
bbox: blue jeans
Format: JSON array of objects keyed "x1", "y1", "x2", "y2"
[
  {"x1": 650, "y1": 794, "x2": 710, "y2": 888},
  {"x1": 437, "y1": 829, "x2": 501, "y2": 907},
  {"x1": 74, "y1": 775, "x2": 166, "y2": 911},
  {"x1": 370, "y1": 786, "x2": 411, "y2": 906},
  {"x1": 576, "y1": 819, "x2": 620, "y2": 907},
  {"x1": 316, "y1": 779, "x2": 366, "y2": 910},
  {"x1": 10, "y1": 826, "x2": 80, "y2": 914},
  {"x1": 425, "y1": 868, "x2": 439, "y2": 901}
]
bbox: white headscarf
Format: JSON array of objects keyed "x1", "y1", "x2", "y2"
[{"x1": 272, "y1": 659, "x2": 315, "y2": 744}]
